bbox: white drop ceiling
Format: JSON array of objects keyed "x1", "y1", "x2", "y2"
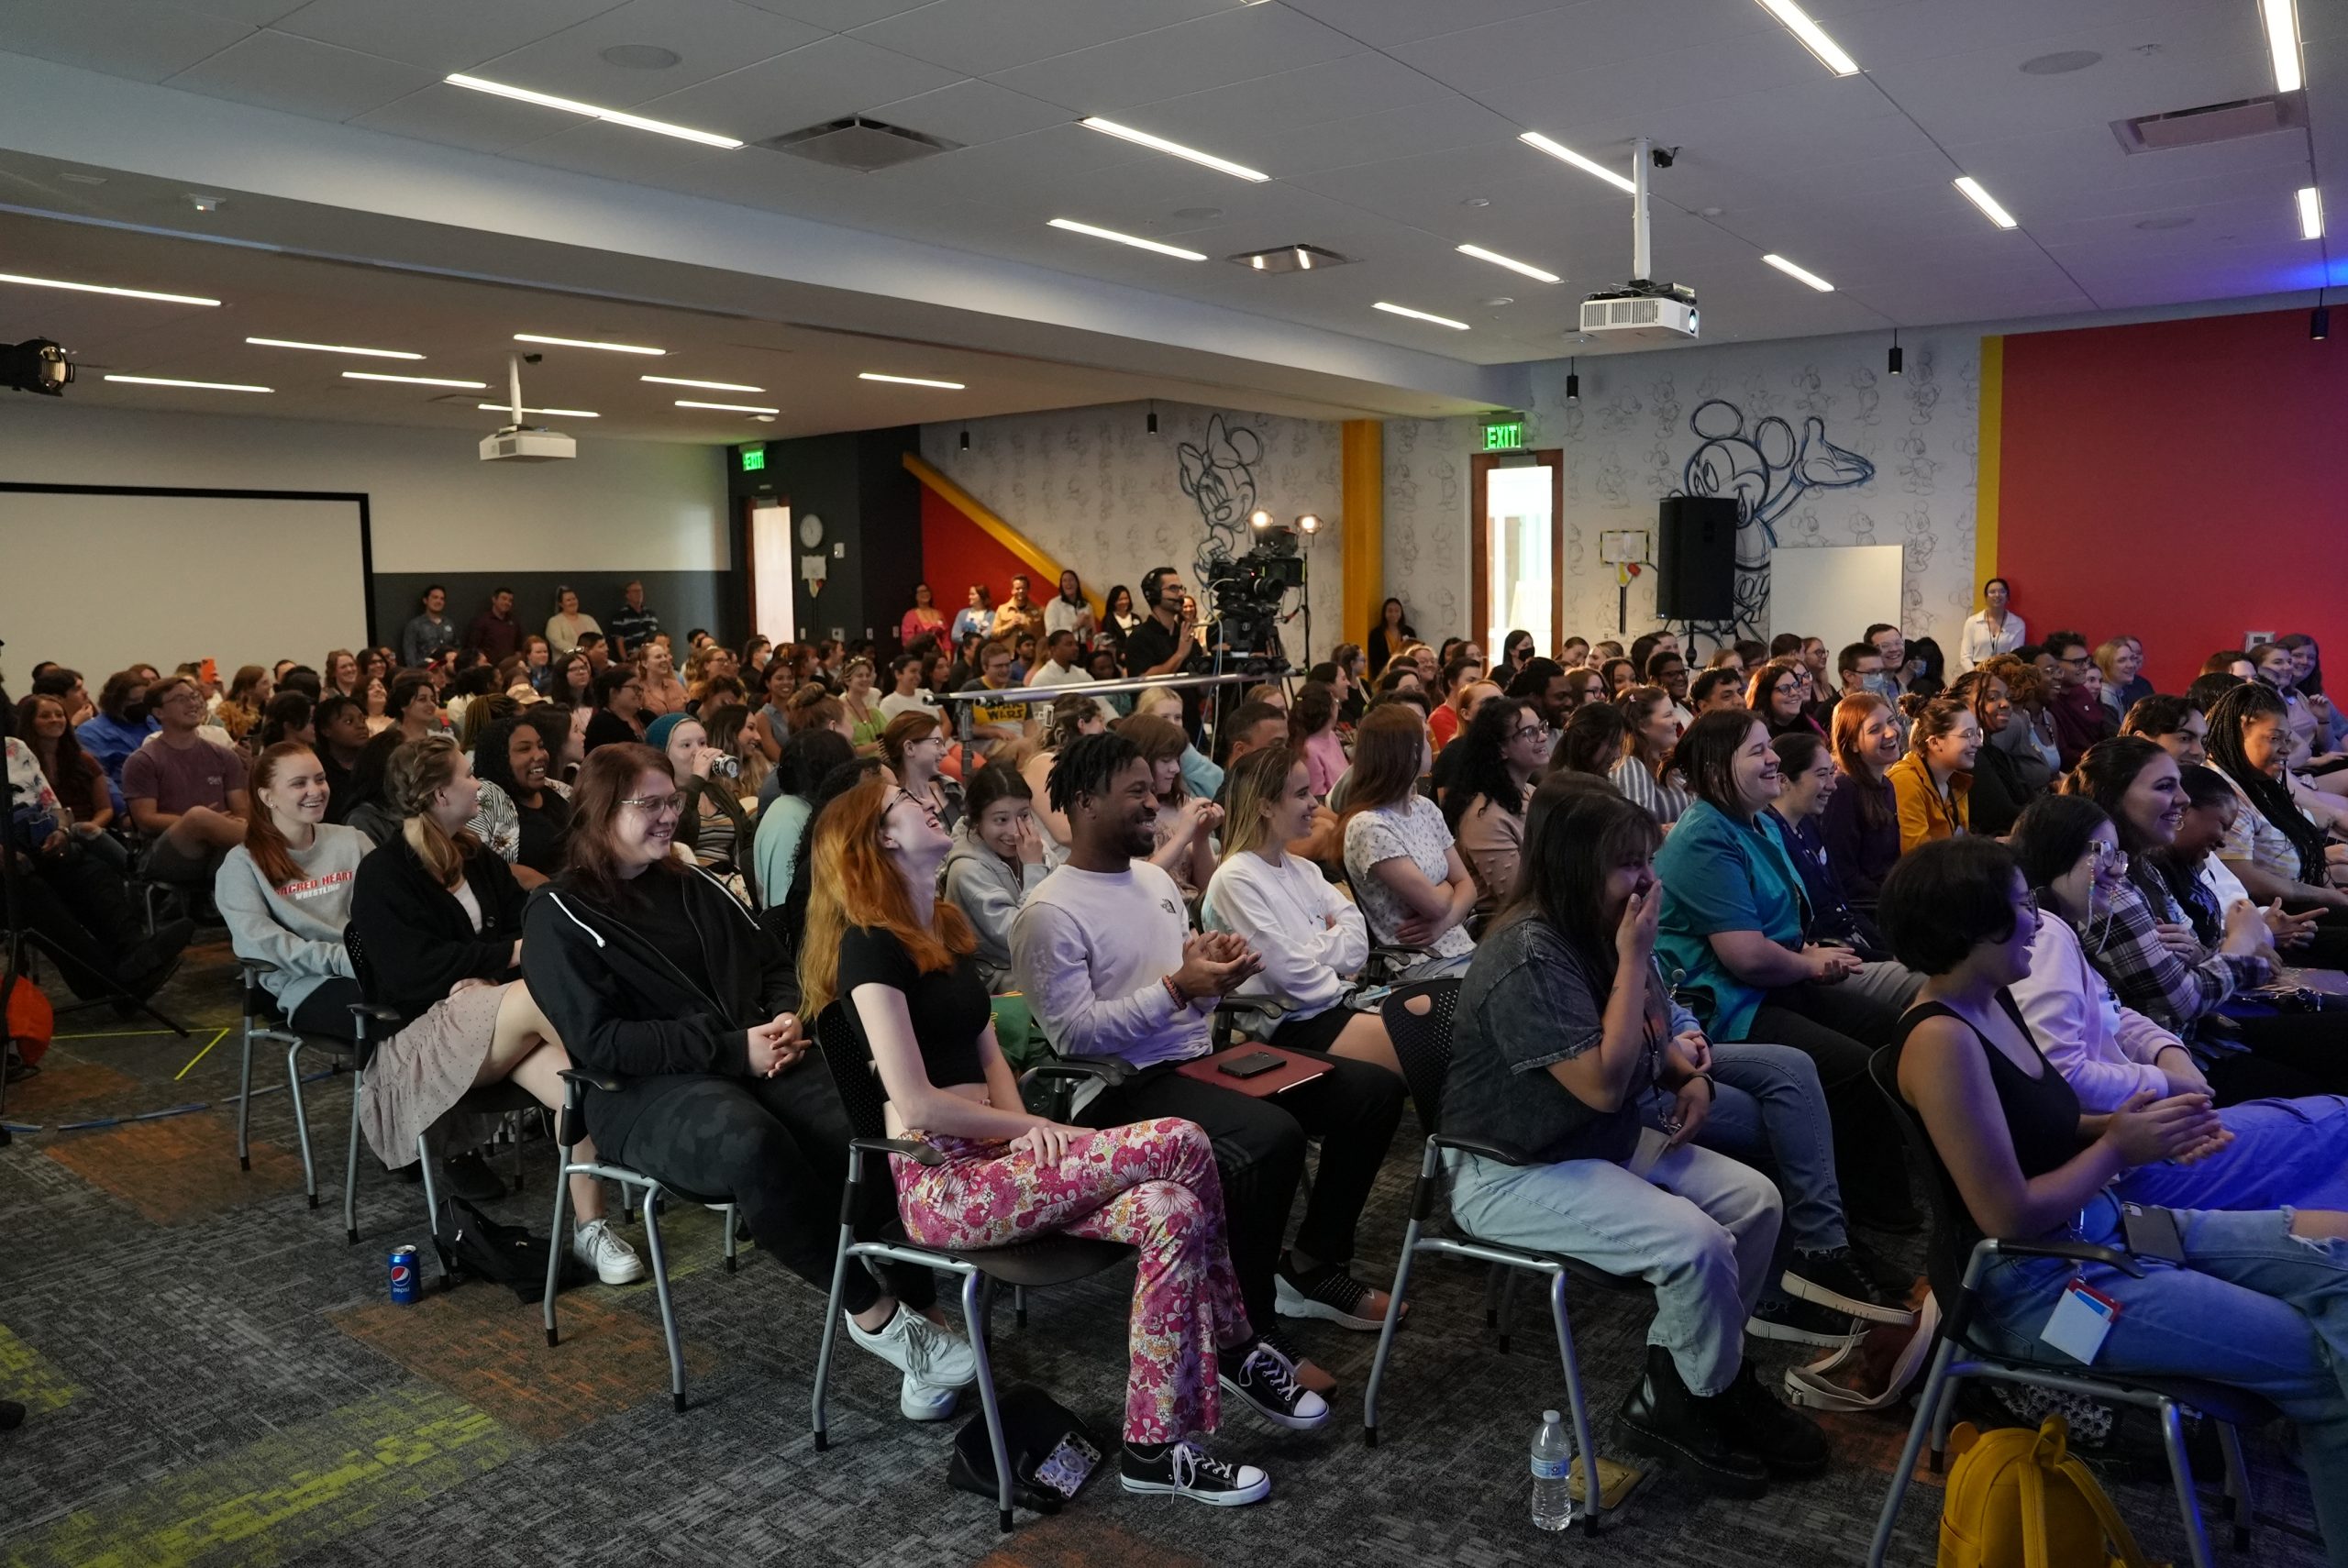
[{"x1": 0, "y1": 0, "x2": 2337, "y2": 440}]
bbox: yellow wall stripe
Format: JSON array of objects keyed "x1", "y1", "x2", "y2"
[
  {"x1": 903, "y1": 452, "x2": 1103, "y2": 618},
  {"x1": 1340, "y1": 420, "x2": 1382, "y2": 649},
  {"x1": 1975, "y1": 334, "x2": 2003, "y2": 602}
]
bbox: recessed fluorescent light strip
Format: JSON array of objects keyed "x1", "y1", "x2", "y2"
[
  {"x1": 2298, "y1": 185, "x2": 2324, "y2": 240},
  {"x1": 1753, "y1": 0, "x2": 1860, "y2": 75},
  {"x1": 479, "y1": 403, "x2": 600, "y2": 418},
  {"x1": 1456, "y1": 243, "x2": 1559, "y2": 283},
  {"x1": 0, "y1": 271, "x2": 218, "y2": 306},
  {"x1": 514, "y1": 334, "x2": 665, "y2": 355},
  {"x1": 2261, "y1": 0, "x2": 2304, "y2": 94},
  {"x1": 1047, "y1": 217, "x2": 1208, "y2": 260},
  {"x1": 642, "y1": 375, "x2": 764, "y2": 392},
  {"x1": 344, "y1": 371, "x2": 488, "y2": 388},
  {"x1": 676, "y1": 400, "x2": 781, "y2": 414},
  {"x1": 1951, "y1": 175, "x2": 2018, "y2": 229},
  {"x1": 444, "y1": 74, "x2": 742, "y2": 149},
  {"x1": 1760, "y1": 253, "x2": 1834, "y2": 292},
  {"x1": 1373, "y1": 301, "x2": 1470, "y2": 330},
  {"x1": 247, "y1": 337, "x2": 423, "y2": 359},
  {"x1": 1516, "y1": 133, "x2": 1636, "y2": 194},
  {"x1": 105, "y1": 374, "x2": 268, "y2": 392},
  {"x1": 1079, "y1": 117, "x2": 1269, "y2": 182},
  {"x1": 859, "y1": 372, "x2": 965, "y2": 389}
]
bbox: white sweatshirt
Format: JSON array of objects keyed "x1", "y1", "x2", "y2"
[
  {"x1": 1012, "y1": 860, "x2": 1212, "y2": 1068},
  {"x1": 1203, "y1": 849, "x2": 1368, "y2": 1021},
  {"x1": 2010, "y1": 907, "x2": 2187, "y2": 1111}
]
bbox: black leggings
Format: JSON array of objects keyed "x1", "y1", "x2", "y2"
[
  {"x1": 290, "y1": 978, "x2": 365, "y2": 1038},
  {"x1": 2206, "y1": 1007, "x2": 2348, "y2": 1103},
  {"x1": 1748, "y1": 981, "x2": 1914, "y2": 1220},
  {"x1": 604, "y1": 1072, "x2": 930, "y2": 1316}
]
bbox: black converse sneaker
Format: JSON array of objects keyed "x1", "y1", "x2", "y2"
[
  {"x1": 1781, "y1": 1246, "x2": 1916, "y2": 1325},
  {"x1": 1273, "y1": 1253, "x2": 1399, "y2": 1331},
  {"x1": 1120, "y1": 1441, "x2": 1271, "y2": 1506},
  {"x1": 1218, "y1": 1339, "x2": 1331, "y2": 1431}
]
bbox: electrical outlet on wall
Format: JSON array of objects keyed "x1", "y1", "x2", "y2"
[{"x1": 833, "y1": 542, "x2": 846, "y2": 558}]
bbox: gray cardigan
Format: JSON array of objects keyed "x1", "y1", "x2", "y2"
[
  {"x1": 214, "y1": 824, "x2": 370, "y2": 1014},
  {"x1": 941, "y1": 823, "x2": 1048, "y2": 992}
]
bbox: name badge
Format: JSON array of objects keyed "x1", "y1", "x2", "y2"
[{"x1": 2039, "y1": 1276, "x2": 2121, "y2": 1364}]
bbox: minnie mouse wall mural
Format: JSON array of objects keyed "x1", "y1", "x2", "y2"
[{"x1": 1176, "y1": 413, "x2": 1263, "y2": 578}]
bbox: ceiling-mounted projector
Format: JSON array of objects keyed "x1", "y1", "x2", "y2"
[
  {"x1": 1577, "y1": 137, "x2": 1699, "y2": 341},
  {"x1": 479, "y1": 350, "x2": 575, "y2": 462}
]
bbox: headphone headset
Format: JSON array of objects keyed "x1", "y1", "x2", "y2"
[{"x1": 1140, "y1": 566, "x2": 1178, "y2": 609}]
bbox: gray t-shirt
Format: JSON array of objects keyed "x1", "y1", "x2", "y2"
[{"x1": 1438, "y1": 914, "x2": 1656, "y2": 1165}]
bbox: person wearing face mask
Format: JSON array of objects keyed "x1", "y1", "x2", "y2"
[
  {"x1": 1864, "y1": 624, "x2": 1907, "y2": 699},
  {"x1": 1819, "y1": 691, "x2": 1905, "y2": 911},
  {"x1": 1955, "y1": 578, "x2": 2025, "y2": 673},
  {"x1": 1888, "y1": 696, "x2": 1979, "y2": 853},
  {"x1": 349, "y1": 735, "x2": 641, "y2": 1284},
  {"x1": 75, "y1": 670, "x2": 160, "y2": 814}
]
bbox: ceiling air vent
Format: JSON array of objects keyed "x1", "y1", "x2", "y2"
[
  {"x1": 1228, "y1": 243, "x2": 1353, "y2": 273},
  {"x1": 755, "y1": 116, "x2": 960, "y2": 172},
  {"x1": 2112, "y1": 93, "x2": 2304, "y2": 153}
]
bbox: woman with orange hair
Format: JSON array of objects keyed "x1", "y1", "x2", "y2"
[{"x1": 801, "y1": 772, "x2": 1290, "y2": 1507}]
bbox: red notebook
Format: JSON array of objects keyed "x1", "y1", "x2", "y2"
[{"x1": 1173, "y1": 1044, "x2": 1331, "y2": 1099}]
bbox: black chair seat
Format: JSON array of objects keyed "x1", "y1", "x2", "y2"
[
  {"x1": 453, "y1": 1081, "x2": 540, "y2": 1116},
  {"x1": 952, "y1": 1234, "x2": 1133, "y2": 1288}
]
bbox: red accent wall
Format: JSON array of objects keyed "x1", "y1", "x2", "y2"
[
  {"x1": 1999, "y1": 308, "x2": 2348, "y2": 692},
  {"x1": 918, "y1": 485, "x2": 1041, "y2": 634}
]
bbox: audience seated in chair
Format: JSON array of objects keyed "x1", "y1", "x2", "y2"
[
  {"x1": 1610, "y1": 686, "x2": 1691, "y2": 826},
  {"x1": 1888, "y1": 695, "x2": 1978, "y2": 854},
  {"x1": 216, "y1": 743, "x2": 370, "y2": 1039},
  {"x1": 940, "y1": 764, "x2": 1049, "y2": 993},
  {"x1": 1438, "y1": 696, "x2": 1545, "y2": 928},
  {"x1": 1340, "y1": 706, "x2": 1477, "y2": 979},
  {"x1": 123, "y1": 675, "x2": 249, "y2": 885},
  {"x1": 1820, "y1": 690, "x2": 1903, "y2": 911}
]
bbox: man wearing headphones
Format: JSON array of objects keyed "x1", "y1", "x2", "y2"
[{"x1": 1124, "y1": 566, "x2": 1202, "y2": 731}]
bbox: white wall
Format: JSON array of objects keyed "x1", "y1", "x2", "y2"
[
  {"x1": 0, "y1": 403, "x2": 729, "y2": 572},
  {"x1": 919, "y1": 401, "x2": 1346, "y2": 663}
]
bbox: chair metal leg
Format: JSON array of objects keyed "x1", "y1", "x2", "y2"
[
  {"x1": 1361, "y1": 1218, "x2": 1423, "y2": 1444},
  {"x1": 236, "y1": 1020, "x2": 256, "y2": 1171},
  {"x1": 2156, "y1": 1399, "x2": 2217, "y2": 1568},
  {"x1": 641, "y1": 1188, "x2": 687, "y2": 1412},
  {"x1": 1495, "y1": 1267, "x2": 1521, "y2": 1354},
  {"x1": 342, "y1": 1064, "x2": 365, "y2": 1244},
  {"x1": 417, "y1": 1132, "x2": 449, "y2": 1288},
  {"x1": 2217, "y1": 1420, "x2": 2253, "y2": 1551},
  {"x1": 541, "y1": 1157, "x2": 574, "y2": 1348},
  {"x1": 811, "y1": 1218, "x2": 858, "y2": 1452},
  {"x1": 1926, "y1": 1361, "x2": 1965, "y2": 1472},
  {"x1": 1013, "y1": 1284, "x2": 1027, "y2": 1329},
  {"x1": 1481, "y1": 1261, "x2": 1506, "y2": 1329},
  {"x1": 1546, "y1": 1267, "x2": 1606, "y2": 1534},
  {"x1": 283, "y1": 1039, "x2": 317, "y2": 1207},
  {"x1": 1869, "y1": 1333, "x2": 1963, "y2": 1568},
  {"x1": 723, "y1": 1203, "x2": 739, "y2": 1274},
  {"x1": 962, "y1": 1268, "x2": 1014, "y2": 1532}
]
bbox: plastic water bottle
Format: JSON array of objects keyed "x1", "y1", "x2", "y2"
[{"x1": 1530, "y1": 1409, "x2": 1575, "y2": 1531}]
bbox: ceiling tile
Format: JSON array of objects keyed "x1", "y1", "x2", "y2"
[
  {"x1": 639, "y1": 34, "x2": 963, "y2": 140},
  {"x1": 175, "y1": 0, "x2": 313, "y2": 23},
  {"x1": 733, "y1": 0, "x2": 931, "y2": 27},
  {"x1": 1124, "y1": 50, "x2": 1452, "y2": 138},
  {"x1": 1874, "y1": 40, "x2": 2279, "y2": 148},
  {"x1": 864, "y1": 78, "x2": 1076, "y2": 145},
  {"x1": 990, "y1": 6, "x2": 1362, "y2": 112},
  {"x1": 848, "y1": 0, "x2": 1233, "y2": 79},
  {"x1": 271, "y1": 0, "x2": 628, "y2": 75},
  {"x1": 0, "y1": 0, "x2": 250, "y2": 83},
  {"x1": 162, "y1": 30, "x2": 439, "y2": 122},
  {"x1": 348, "y1": 79, "x2": 585, "y2": 154},
  {"x1": 504, "y1": 117, "x2": 740, "y2": 186},
  {"x1": 471, "y1": 0, "x2": 827, "y2": 110},
  {"x1": 1388, "y1": 0, "x2": 1781, "y2": 98},
  {"x1": 1280, "y1": 0, "x2": 1586, "y2": 50},
  {"x1": 1255, "y1": 97, "x2": 1523, "y2": 178}
]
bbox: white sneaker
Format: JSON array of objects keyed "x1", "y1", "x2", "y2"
[
  {"x1": 846, "y1": 1305, "x2": 978, "y2": 1390},
  {"x1": 571, "y1": 1218, "x2": 646, "y2": 1286},
  {"x1": 900, "y1": 1373, "x2": 960, "y2": 1422}
]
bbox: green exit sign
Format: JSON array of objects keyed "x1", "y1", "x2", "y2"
[
  {"x1": 1482, "y1": 420, "x2": 1524, "y2": 450},
  {"x1": 740, "y1": 447, "x2": 766, "y2": 471}
]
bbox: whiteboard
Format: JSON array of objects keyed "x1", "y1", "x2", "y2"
[
  {"x1": 1767, "y1": 544, "x2": 1903, "y2": 657},
  {"x1": 0, "y1": 487, "x2": 370, "y2": 681}
]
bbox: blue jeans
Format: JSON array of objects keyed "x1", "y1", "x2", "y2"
[
  {"x1": 1449, "y1": 1143, "x2": 1781, "y2": 1397},
  {"x1": 1691, "y1": 1043, "x2": 1847, "y2": 1302},
  {"x1": 2116, "y1": 1097, "x2": 2348, "y2": 1213},
  {"x1": 1975, "y1": 1194, "x2": 2348, "y2": 1565}
]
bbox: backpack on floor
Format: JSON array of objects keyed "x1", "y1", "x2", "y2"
[
  {"x1": 1785, "y1": 1284, "x2": 1938, "y2": 1413},
  {"x1": 439, "y1": 1195, "x2": 585, "y2": 1301},
  {"x1": 1937, "y1": 1415, "x2": 2157, "y2": 1568}
]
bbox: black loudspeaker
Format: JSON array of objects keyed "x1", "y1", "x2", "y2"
[{"x1": 1655, "y1": 497, "x2": 1739, "y2": 621}]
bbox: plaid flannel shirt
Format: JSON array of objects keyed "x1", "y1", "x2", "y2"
[{"x1": 2070, "y1": 878, "x2": 2268, "y2": 1037}]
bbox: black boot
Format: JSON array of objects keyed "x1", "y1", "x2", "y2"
[
  {"x1": 1718, "y1": 1362, "x2": 1830, "y2": 1479},
  {"x1": 1616, "y1": 1344, "x2": 1769, "y2": 1497}
]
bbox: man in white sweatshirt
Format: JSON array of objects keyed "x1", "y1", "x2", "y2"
[{"x1": 1013, "y1": 732, "x2": 1406, "y2": 1399}]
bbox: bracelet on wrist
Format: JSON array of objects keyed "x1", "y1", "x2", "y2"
[{"x1": 1162, "y1": 974, "x2": 1189, "y2": 1009}]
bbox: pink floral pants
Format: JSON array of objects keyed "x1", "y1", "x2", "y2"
[{"x1": 892, "y1": 1116, "x2": 1250, "y2": 1443}]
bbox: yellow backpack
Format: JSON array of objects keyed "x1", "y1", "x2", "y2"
[{"x1": 1938, "y1": 1416, "x2": 2160, "y2": 1568}]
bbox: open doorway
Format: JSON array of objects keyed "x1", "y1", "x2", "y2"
[
  {"x1": 745, "y1": 499, "x2": 795, "y2": 645},
  {"x1": 1471, "y1": 450, "x2": 1565, "y2": 661}
]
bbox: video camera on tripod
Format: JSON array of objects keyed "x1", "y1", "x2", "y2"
[{"x1": 1202, "y1": 526, "x2": 1306, "y2": 673}]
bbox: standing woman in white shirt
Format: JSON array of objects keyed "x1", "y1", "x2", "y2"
[
  {"x1": 1043, "y1": 569, "x2": 1096, "y2": 646},
  {"x1": 1206, "y1": 746, "x2": 1396, "y2": 1073},
  {"x1": 1955, "y1": 576, "x2": 2025, "y2": 673},
  {"x1": 545, "y1": 586, "x2": 601, "y2": 657}
]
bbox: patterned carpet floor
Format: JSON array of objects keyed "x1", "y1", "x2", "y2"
[{"x1": 0, "y1": 936, "x2": 2329, "y2": 1568}]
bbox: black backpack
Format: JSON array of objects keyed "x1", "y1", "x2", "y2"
[{"x1": 438, "y1": 1196, "x2": 586, "y2": 1300}]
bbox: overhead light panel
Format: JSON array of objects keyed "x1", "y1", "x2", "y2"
[
  {"x1": 1516, "y1": 132, "x2": 1636, "y2": 194},
  {"x1": 514, "y1": 334, "x2": 665, "y2": 355},
  {"x1": 859, "y1": 372, "x2": 964, "y2": 389},
  {"x1": 344, "y1": 370, "x2": 489, "y2": 388},
  {"x1": 2261, "y1": 0, "x2": 2304, "y2": 94},
  {"x1": 477, "y1": 403, "x2": 600, "y2": 418},
  {"x1": 0, "y1": 271, "x2": 218, "y2": 306},
  {"x1": 1078, "y1": 117, "x2": 1269, "y2": 182},
  {"x1": 1047, "y1": 218, "x2": 1208, "y2": 260},
  {"x1": 444, "y1": 73, "x2": 742, "y2": 149},
  {"x1": 642, "y1": 374, "x2": 764, "y2": 392},
  {"x1": 247, "y1": 337, "x2": 422, "y2": 359},
  {"x1": 1760, "y1": 252, "x2": 1835, "y2": 292},
  {"x1": 2299, "y1": 185, "x2": 2324, "y2": 240},
  {"x1": 1952, "y1": 175, "x2": 2019, "y2": 229},
  {"x1": 1373, "y1": 301, "x2": 1471, "y2": 331},
  {"x1": 676, "y1": 399, "x2": 781, "y2": 414},
  {"x1": 105, "y1": 374, "x2": 268, "y2": 392},
  {"x1": 1456, "y1": 243, "x2": 1560, "y2": 283},
  {"x1": 1753, "y1": 0, "x2": 1861, "y2": 75}
]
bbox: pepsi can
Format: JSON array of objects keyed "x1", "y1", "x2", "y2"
[{"x1": 388, "y1": 1244, "x2": 421, "y2": 1304}]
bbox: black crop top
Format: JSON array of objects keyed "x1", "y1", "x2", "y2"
[
  {"x1": 836, "y1": 924, "x2": 991, "y2": 1091},
  {"x1": 1892, "y1": 995, "x2": 2081, "y2": 1182}
]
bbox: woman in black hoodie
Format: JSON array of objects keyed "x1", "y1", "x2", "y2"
[{"x1": 523, "y1": 744, "x2": 976, "y2": 1421}]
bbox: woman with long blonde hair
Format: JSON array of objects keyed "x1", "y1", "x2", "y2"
[{"x1": 802, "y1": 772, "x2": 1283, "y2": 1506}]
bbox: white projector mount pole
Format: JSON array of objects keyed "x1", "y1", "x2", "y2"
[
  {"x1": 506, "y1": 351, "x2": 525, "y2": 426},
  {"x1": 1632, "y1": 134, "x2": 1653, "y2": 283}
]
